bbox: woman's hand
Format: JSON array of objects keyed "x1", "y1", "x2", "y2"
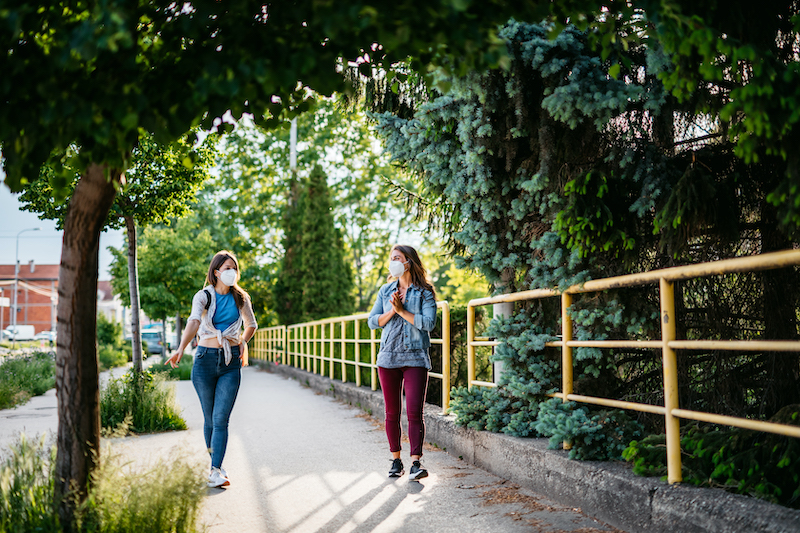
[
  {"x1": 165, "y1": 349, "x2": 184, "y2": 369},
  {"x1": 390, "y1": 290, "x2": 404, "y2": 313},
  {"x1": 239, "y1": 341, "x2": 249, "y2": 367}
]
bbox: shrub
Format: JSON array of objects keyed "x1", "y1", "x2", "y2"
[
  {"x1": 97, "y1": 314, "x2": 123, "y2": 348},
  {"x1": 623, "y1": 405, "x2": 800, "y2": 508},
  {"x1": 0, "y1": 352, "x2": 56, "y2": 410},
  {"x1": 98, "y1": 345, "x2": 128, "y2": 372},
  {"x1": 100, "y1": 370, "x2": 187, "y2": 435},
  {"x1": 449, "y1": 386, "x2": 491, "y2": 430},
  {"x1": 96, "y1": 314, "x2": 130, "y2": 371},
  {"x1": 535, "y1": 398, "x2": 643, "y2": 461},
  {"x1": 0, "y1": 434, "x2": 205, "y2": 533}
]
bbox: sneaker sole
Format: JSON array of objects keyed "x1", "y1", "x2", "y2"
[
  {"x1": 408, "y1": 470, "x2": 428, "y2": 481},
  {"x1": 388, "y1": 471, "x2": 405, "y2": 478},
  {"x1": 207, "y1": 479, "x2": 230, "y2": 488}
]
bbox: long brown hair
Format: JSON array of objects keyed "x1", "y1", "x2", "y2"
[
  {"x1": 207, "y1": 250, "x2": 249, "y2": 309},
  {"x1": 389, "y1": 244, "x2": 436, "y2": 298}
]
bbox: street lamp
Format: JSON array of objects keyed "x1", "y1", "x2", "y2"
[{"x1": 12, "y1": 227, "x2": 41, "y2": 348}]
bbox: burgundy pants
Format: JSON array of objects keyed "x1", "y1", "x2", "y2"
[{"x1": 378, "y1": 366, "x2": 429, "y2": 457}]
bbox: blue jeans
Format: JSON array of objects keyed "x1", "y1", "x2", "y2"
[{"x1": 191, "y1": 345, "x2": 241, "y2": 469}]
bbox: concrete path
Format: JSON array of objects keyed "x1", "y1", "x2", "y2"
[{"x1": 1, "y1": 365, "x2": 623, "y2": 533}]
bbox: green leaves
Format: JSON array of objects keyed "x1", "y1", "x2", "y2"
[
  {"x1": 623, "y1": 413, "x2": 800, "y2": 506},
  {"x1": 110, "y1": 218, "x2": 217, "y2": 321},
  {"x1": 554, "y1": 171, "x2": 635, "y2": 259},
  {"x1": 274, "y1": 165, "x2": 355, "y2": 324}
]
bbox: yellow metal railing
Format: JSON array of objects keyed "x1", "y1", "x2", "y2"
[
  {"x1": 250, "y1": 324, "x2": 286, "y2": 364},
  {"x1": 466, "y1": 249, "x2": 800, "y2": 484},
  {"x1": 252, "y1": 302, "x2": 452, "y2": 411}
]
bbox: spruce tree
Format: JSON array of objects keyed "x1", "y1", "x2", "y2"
[
  {"x1": 300, "y1": 165, "x2": 355, "y2": 321},
  {"x1": 273, "y1": 177, "x2": 306, "y2": 325},
  {"x1": 369, "y1": 20, "x2": 799, "y2": 459}
]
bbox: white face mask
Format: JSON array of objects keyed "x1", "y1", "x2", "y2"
[
  {"x1": 388, "y1": 260, "x2": 407, "y2": 278},
  {"x1": 217, "y1": 268, "x2": 237, "y2": 287}
]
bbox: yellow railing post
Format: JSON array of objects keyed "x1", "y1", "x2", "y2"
[
  {"x1": 289, "y1": 327, "x2": 295, "y2": 367},
  {"x1": 660, "y1": 278, "x2": 682, "y2": 484},
  {"x1": 327, "y1": 322, "x2": 332, "y2": 378},
  {"x1": 281, "y1": 326, "x2": 286, "y2": 364},
  {"x1": 340, "y1": 321, "x2": 346, "y2": 382},
  {"x1": 370, "y1": 328, "x2": 378, "y2": 391},
  {"x1": 355, "y1": 318, "x2": 361, "y2": 387},
  {"x1": 467, "y1": 303, "x2": 476, "y2": 390},
  {"x1": 561, "y1": 292, "x2": 574, "y2": 450},
  {"x1": 441, "y1": 302, "x2": 451, "y2": 412},
  {"x1": 305, "y1": 324, "x2": 311, "y2": 372},
  {"x1": 561, "y1": 292, "x2": 574, "y2": 401},
  {"x1": 323, "y1": 322, "x2": 329, "y2": 379}
]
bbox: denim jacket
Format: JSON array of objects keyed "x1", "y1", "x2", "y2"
[{"x1": 368, "y1": 280, "x2": 437, "y2": 350}]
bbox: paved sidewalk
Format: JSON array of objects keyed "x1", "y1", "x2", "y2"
[{"x1": 1, "y1": 366, "x2": 623, "y2": 533}]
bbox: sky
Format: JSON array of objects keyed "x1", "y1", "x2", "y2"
[{"x1": 0, "y1": 182, "x2": 124, "y2": 280}]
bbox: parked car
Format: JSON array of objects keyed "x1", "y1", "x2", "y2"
[
  {"x1": 141, "y1": 331, "x2": 165, "y2": 355},
  {"x1": 34, "y1": 330, "x2": 57, "y2": 342},
  {"x1": 2, "y1": 325, "x2": 36, "y2": 341}
]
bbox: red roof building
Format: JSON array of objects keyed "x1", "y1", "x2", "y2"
[{"x1": 0, "y1": 262, "x2": 59, "y2": 334}]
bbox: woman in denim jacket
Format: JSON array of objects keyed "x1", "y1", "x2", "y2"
[
  {"x1": 165, "y1": 250, "x2": 257, "y2": 489},
  {"x1": 368, "y1": 244, "x2": 436, "y2": 481}
]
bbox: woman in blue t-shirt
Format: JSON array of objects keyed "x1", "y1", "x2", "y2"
[
  {"x1": 166, "y1": 250, "x2": 257, "y2": 488},
  {"x1": 368, "y1": 244, "x2": 437, "y2": 481}
]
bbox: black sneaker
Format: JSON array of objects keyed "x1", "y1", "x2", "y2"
[
  {"x1": 408, "y1": 460, "x2": 428, "y2": 481},
  {"x1": 389, "y1": 458, "x2": 404, "y2": 477}
]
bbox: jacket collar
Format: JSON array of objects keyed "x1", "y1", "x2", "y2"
[{"x1": 390, "y1": 279, "x2": 418, "y2": 291}]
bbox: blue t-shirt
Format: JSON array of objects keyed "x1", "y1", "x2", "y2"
[{"x1": 212, "y1": 291, "x2": 240, "y2": 331}]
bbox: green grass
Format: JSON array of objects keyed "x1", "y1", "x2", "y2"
[
  {"x1": 0, "y1": 352, "x2": 56, "y2": 410},
  {"x1": 100, "y1": 369, "x2": 187, "y2": 435},
  {"x1": 151, "y1": 354, "x2": 193, "y2": 381},
  {"x1": 0, "y1": 433, "x2": 206, "y2": 533}
]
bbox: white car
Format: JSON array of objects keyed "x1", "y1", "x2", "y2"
[{"x1": 34, "y1": 330, "x2": 57, "y2": 342}]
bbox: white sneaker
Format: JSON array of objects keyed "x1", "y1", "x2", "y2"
[{"x1": 208, "y1": 467, "x2": 230, "y2": 488}]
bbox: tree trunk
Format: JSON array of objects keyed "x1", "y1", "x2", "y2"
[
  {"x1": 492, "y1": 267, "x2": 515, "y2": 383},
  {"x1": 55, "y1": 163, "x2": 119, "y2": 530},
  {"x1": 175, "y1": 312, "x2": 182, "y2": 351},
  {"x1": 162, "y1": 320, "x2": 168, "y2": 359},
  {"x1": 125, "y1": 215, "x2": 144, "y2": 372}
]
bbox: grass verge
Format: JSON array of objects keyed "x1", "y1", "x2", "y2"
[
  {"x1": 0, "y1": 433, "x2": 206, "y2": 533},
  {"x1": 100, "y1": 369, "x2": 187, "y2": 435},
  {"x1": 0, "y1": 352, "x2": 56, "y2": 410}
]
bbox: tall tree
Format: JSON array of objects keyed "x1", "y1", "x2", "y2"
[
  {"x1": 273, "y1": 176, "x2": 306, "y2": 325},
  {"x1": 19, "y1": 134, "x2": 214, "y2": 372},
  {"x1": 535, "y1": 1, "x2": 800, "y2": 228},
  {"x1": 109, "y1": 218, "x2": 217, "y2": 348},
  {"x1": 300, "y1": 165, "x2": 355, "y2": 321}
]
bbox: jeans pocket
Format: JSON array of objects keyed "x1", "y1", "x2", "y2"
[{"x1": 195, "y1": 348, "x2": 206, "y2": 359}]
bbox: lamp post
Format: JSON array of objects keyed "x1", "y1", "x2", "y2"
[{"x1": 13, "y1": 227, "x2": 41, "y2": 348}]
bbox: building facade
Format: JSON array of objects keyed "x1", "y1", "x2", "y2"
[{"x1": 0, "y1": 262, "x2": 58, "y2": 334}]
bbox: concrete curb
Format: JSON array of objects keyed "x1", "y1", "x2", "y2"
[{"x1": 256, "y1": 362, "x2": 800, "y2": 533}]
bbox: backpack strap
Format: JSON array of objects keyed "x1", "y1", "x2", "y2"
[{"x1": 204, "y1": 288, "x2": 212, "y2": 311}]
